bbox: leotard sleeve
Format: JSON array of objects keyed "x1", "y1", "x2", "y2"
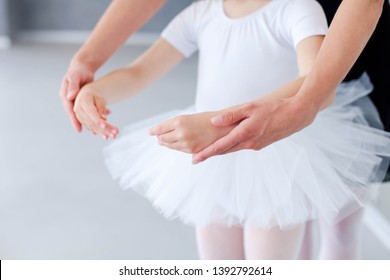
[
  {"x1": 282, "y1": 0, "x2": 328, "y2": 48},
  {"x1": 161, "y1": 3, "x2": 199, "y2": 58}
]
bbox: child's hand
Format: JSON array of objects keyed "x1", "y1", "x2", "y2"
[
  {"x1": 74, "y1": 85, "x2": 119, "y2": 139},
  {"x1": 149, "y1": 111, "x2": 235, "y2": 154}
]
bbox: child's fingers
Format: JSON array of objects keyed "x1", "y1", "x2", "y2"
[
  {"x1": 83, "y1": 105, "x2": 106, "y2": 130},
  {"x1": 74, "y1": 94, "x2": 118, "y2": 139},
  {"x1": 157, "y1": 131, "x2": 177, "y2": 144},
  {"x1": 95, "y1": 98, "x2": 108, "y2": 120},
  {"x1": 100, "y1": 121, "x2": 119, "y2": 139},
  {"x1": 77, "y1": 104, "x2": 108, "y2": 138},
  {"x1": 81, "y1": 105, "x2": 118, "y2": 139}
]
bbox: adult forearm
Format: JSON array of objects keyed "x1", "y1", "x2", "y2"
[
  {"x1": 72, "y1": 0, "x2": 166, "y2": 72},
  {"x1": 260, "y1": 76, "x2": 334, "y2": 112},
  {"x1": 296, "y1": 0, "x2": 383, "y2": 110}
]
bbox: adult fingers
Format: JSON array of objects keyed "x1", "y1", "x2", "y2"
[
  {"x1": 219, "y1": 140, "x2": 262, "y2": 155},
  {"x1": 67, "y1": 74, "x2": 82, "y2": 100},
  {"x1": 60, "y1": 79, "x2": 82, "y2": 132},
  {"x1": 210, "y1": 107, "x2": 248, "y2": 127},
  {"x1": 191, "y1": 126, "x2": 247, "y2": 164},
  {"x1": 64, "y1": 98, "x2": 82, "y2": 132},
  {"x1": 59, "y1": 77, "x2": 69, "y2": 100},
  {"x1": 158, "y1": 141, "x2": 190, "y2": 153}
]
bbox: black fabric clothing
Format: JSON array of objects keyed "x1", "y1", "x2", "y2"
[{"x1": 317, "y1": 0, "x2": 390, "y2": 132}]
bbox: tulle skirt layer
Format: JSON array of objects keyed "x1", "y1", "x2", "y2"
[{"x1": 104, "y1": 73, "x2": 390, "y2": 229}]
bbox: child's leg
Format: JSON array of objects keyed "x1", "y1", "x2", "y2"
[
  {"x1": 298, "y1": 220, "x2": 315, "y2": 260},
  {"x1": 195, "y1": 223, "x2": 245, "y2": 260},
  {"x1": 318, "y1": 208, "x2": 364, "y2": 260},
  {"x1": 244, "y1": 222, "x2": 306, "y2": 260}
]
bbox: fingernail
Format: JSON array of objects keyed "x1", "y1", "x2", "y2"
[
  {"x1": 100, "y1": 123, "x2": 106, "y2": 129},
  {"x1": 192, "y1": 156, "x2": 202, "y2": 165},
  {"x1": 211, "y1": 116, "x2": 222, "y2": 125},
  {"x1": 67, "y1": 90, "x2": 74, "y2": 99}
]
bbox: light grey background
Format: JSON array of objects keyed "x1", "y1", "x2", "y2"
[
  {"x1": 0, "y1": 43, "x2": 199, "y2": 260},
  {"x1": 0, "y1": 0, "x2": 10, "y2": 37},
  {"x1": 0, "y1": 0, "x2": 193, "y2": 38}
]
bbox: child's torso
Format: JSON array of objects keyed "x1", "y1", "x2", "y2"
[{"x1": 194, "y1": 0, "x2": 300, "y2": 111}]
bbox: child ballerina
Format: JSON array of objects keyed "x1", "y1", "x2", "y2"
[{"x1": 74, "y1": 0, "x2": 390, "y2": 259}]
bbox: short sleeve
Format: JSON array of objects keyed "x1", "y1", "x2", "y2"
[
  {"x1": 161, "y1": 3, "x2": 199, "y2": 58},
  {"x1": 283, "y1": 0, "x2": 328, "y2": 48}
]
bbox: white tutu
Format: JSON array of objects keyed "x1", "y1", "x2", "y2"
[{"x1": 104, "y1": 73, "x2": 390, "y2": 229}]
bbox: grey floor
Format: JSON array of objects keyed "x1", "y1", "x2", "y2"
[
  {"x1": 0, "y1": 43, "x2": 198, "y2": 259},
  {"x1": 0, "y1": 43, "x2": 389, "y2": 260}
]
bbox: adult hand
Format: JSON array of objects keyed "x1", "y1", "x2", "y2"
[
  {"x1": 59, "y1": 62, "x2": 94, "y2": 132},
  {"x1": 192, "y1": 96, "x2": 318, "y2": 164},
  {"x1": 73, "y1": 85, "x2": 119, "y2": 139}
]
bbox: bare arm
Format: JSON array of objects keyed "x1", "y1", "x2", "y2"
[
  {"x1": 73, "y1": 39, "x2": 184, "y2": 138},
  {"x1": 191, "y1": 0, "x2": 383, "y2": 163},
  {"x1": 60, "y1": 0, "x2": 166, "y2": 132},
  {"x1": 150, "y1": 34, "x2": 326, "y2": 155},
  {"x1": 260, "y1": 35, "x2": 335, "y2": 107},
  {"x1": 295, "y1": 0, "x2": 383, "y2": 111},
  {"x1": 73, "y1": 0, "x2": 166, "y2": 73}
]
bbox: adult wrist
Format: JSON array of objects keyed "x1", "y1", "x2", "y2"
[
  {"x1": 70, "y1": 51, "x2": 100, "y2": 74},
  {"x1": 290, "y1": 94, "x2": 320, "y2": 127}
]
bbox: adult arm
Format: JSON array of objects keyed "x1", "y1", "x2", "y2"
[
  {"x1": 151, "y1": 34, "x2": 327, "y2": 155},
  {"x1": 59, "y1": 0, "x2": 166, "y2": 132},
  {"x1": 191, "y1": 0, "x2": 384, "y2": 164}
]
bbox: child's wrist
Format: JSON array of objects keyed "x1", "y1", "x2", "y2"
[{"x1": 79, "y1": 84, "x2": 99, "y2": 98}]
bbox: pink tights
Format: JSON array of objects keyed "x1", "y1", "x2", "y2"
[
  {"x1": 299, "y1": 208, "x2": 364, "y2": 260},
  {"x1": 196, "y1": 222, "x2": 305, "y2": 259},
  {"x1": 195, "y1": 208, "x2": 364, "y2": 260}
]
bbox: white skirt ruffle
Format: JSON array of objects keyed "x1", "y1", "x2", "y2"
[{"x1": 104, "y1": 73, "x2": 390, "y2": 229}]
